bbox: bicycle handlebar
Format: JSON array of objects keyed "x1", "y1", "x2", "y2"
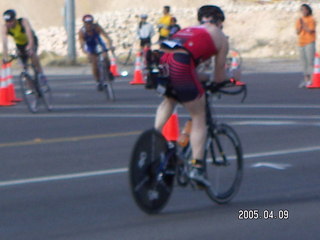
[
  {"x1": 204, "y1": 78, "x2": 247, "y2": 102},
  {"x1": 3, "y1": 54, "x2": 18, "y2": 64}
]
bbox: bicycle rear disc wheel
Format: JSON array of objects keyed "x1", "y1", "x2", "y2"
[
  {"x1": 129, "y1": 129, "x2": 175, "y2": 214},
  {"x1": 19, "y1": 73, "x2": 39, "y2": 113},
  {"x1": 205, "y1": 123, "x2": 243, "y2": 204}
]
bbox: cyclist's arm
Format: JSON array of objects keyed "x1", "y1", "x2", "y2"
[
  {"x1": 21, "y1": 18, "x2": 35, "y2": 52},
  {"x1": 214, "y1": 35, "x2": 228, "y2": 83},
  {"x1": 97, "y1": 24, "x2": 114, "y2": 50},
  {"x1": 78, "y1": 30, "x2": 86, "y2": 53},
  {"x1": 1, "y1": 24, "x2": 9, "y2": 61}
]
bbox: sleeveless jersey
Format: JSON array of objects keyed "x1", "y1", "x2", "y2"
[
  {"x1": 7, "y1": 18, "x2": 29, "y2": 45},
  {"x1": 171, "y1": 26, "x2": 217, "y2": 63},
  {"x1": 81, "y1": 24, "x2": 104, "y2": 47}
]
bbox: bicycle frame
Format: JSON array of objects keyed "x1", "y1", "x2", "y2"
[{"x1": 204, "y1": 91, "x2": 230, "y2": 166}]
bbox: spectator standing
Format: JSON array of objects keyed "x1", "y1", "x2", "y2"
[
  {"x1": 157, "y1": 6, "x2": 172, "y2": 42},
  {"x1": 296, "y1": 4, "x2": 316, "y2": 88},
  {"x1": 137, "y1": 14, "x2": 155, "y2": 51},
  {"x1": 168, "y1": 17, "x2": 181, "y2": 38}
]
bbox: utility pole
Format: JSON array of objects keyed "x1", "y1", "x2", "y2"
[{"x1": 65, "y1": 0, "x2": 76, "y2": 63}]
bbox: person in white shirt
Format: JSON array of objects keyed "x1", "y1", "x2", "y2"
[{"x1": 137, "y1": 14, "x2": 155, "y2": 51}]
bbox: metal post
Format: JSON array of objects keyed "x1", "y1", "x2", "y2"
[{"x1": 65, "y1": 0, "x2": 76, "y2": 63}]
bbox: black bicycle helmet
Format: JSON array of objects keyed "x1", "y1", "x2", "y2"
[
  {"x1": 3, "y1": 9, "x2": 16, "y2": 22},
  {"x1": 197, "y1": 5, "x2": 225, "y2": 23},
  {"x1": 82, "y1": 14, "x2": 94, "y2": 23}
]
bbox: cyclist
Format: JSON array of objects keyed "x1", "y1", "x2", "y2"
[
  {"x1": 78, "y1": 14, "x2": 115, "y2": 91},
  {"x1": 154, "y1": 5, "x2": 229, "y2": 187},
  {"x1": 2, "y1": 9, "x2": 47, "y2": 82}
]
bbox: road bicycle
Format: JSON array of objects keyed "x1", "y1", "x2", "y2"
[
  {"x1": 96, "y1": 46, "x2": 115, "y2": 101},
  {"x1": 129, "y1": 79, "x2": 246, "y2": 214},
  {"x1": 7, "y1": 53, "x2": 52, "y2": 113},
  {"x1": 117, "y1": 43, "x2": 135, "y2": 66}
]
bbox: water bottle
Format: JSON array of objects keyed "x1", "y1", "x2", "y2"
[{"x1": 178, "y1": 119, "x2": 192, "y2": 147}]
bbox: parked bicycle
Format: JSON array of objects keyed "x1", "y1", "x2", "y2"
[
  {"x1": 7, "y1": 53, "x2": 52, "y2": 113},
  {"x1": 129, "y1": 79, "x2": 246, "y2": 214},
  {"x1": 117, "y1": 43, "x2": 135, "y2": 66},
  {"x1": 96, "y1": 45, "x2": 115, "y2": 101}
]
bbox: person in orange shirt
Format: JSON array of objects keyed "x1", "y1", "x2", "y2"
[{"x1": 296, "y1": 4, "x2": 316, "y2": 87}]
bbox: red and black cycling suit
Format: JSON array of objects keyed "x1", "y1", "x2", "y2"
[{"x1": 160, "y1": 26, "x2": 217, "y2": 102}]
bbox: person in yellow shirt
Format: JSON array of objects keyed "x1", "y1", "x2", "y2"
[
  {"x1": 2, "y1": 9, "x2": 47, "y2": 82},
  {"x1": 157, "y1": 6, "x2": 172, "y2": 42},
  {"x1": 296, "y1": 4, "x2": 316, "y2": 87}
]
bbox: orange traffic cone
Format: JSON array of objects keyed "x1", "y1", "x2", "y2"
[
  {"x1": 129, "y1": 52, "x2": 145, "y2": 85},
  {"x1": 162, "y1": 107, "x2": 179, "y2": 141},
  {"x1": 0, "y1": 64, "x2": 15, "y2": 106},
  {"x1": 307, "y1": 53, "x2": 320, "y2": 89},
  {"x1": 5, "y1": 63, "x2": 22, "y2": 102},
  {"x1": 110, "y1": 56, "x2": 120, "y2": 77}
]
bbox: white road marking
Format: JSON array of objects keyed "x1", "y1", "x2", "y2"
[
  {"x1": 0, "y1": 168, "x2": 127, "y2": 187},
  {"x1": 233, "y1": 121, "x2": 297, "y2": 126},
  {"x1": 1, "y1": 113, "x2": 320, "y2": 122},
  {"x1": 6, "y1": 103, "x2": 320, "y2": 110},
  {"x1": 244, "y1": 145, "x2": 320, "y2": 159},
  {"x1": 251, "y1": 162, "x2": 292, "y2": 170},
  {"x1": 0, "y1": 145, "x2": 320, "y2": 188}
]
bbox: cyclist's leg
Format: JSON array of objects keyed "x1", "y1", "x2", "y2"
[
  {"x1": 183, "y1": 95, "x2": 206, "y2": 160},
  {"x1": 154, "y1": 96, "x2": 177, "y2": 131},
  {"x1": 16, "y1": 44, "x2": 29, "y2": 66},
  {"x1": 161, "y1": 51, "x2": 207, "y2": 185},
  {"x1": 88, "y1": 53, "x2": 99, "y2": 82},
  {"x1": 29, "y1": 37, "x2": 44, "y2": 74}
]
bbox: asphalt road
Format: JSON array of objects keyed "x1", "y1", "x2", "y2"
[{"x1": 0, "y1": 64, "x2": 319, "y2": 240}]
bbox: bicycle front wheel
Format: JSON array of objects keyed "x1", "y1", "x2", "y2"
[
  {"x1": 39, "y1": 79, "x2": 53, "y2": 111},
  {"x1": 98, "y1": 60, "x2": 115, "y2": 101},
  {"x1": 104, "y1": 72, "x2": 115, "y2": 102},
  {"x1": 205, "y1": 123, "x2": 243, "y2": 204},
  {"x1": 19, "y1": 73, "x2": 39, "y2": 113},
  {"x1": 129, "y1": 129, "x2": 175, "y2": 214}
]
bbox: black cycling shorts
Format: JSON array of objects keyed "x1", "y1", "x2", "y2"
[
  {"x1": 140, "y1": 37, "x2": 151, "y2": 47},
  {"x1": 160, "y1": 52, "x2": 204, "y2": 102}
]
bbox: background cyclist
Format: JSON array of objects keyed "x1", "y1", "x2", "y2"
[
  {"x1": 2, "y1": 9, "x2": 47, "y2": 82},
  {"x1": 78, "y1": 14, "x2": 115, "y2": 91},
  {"x1": 154, "y1": 5, "x2": 229, "y2": 187}
]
